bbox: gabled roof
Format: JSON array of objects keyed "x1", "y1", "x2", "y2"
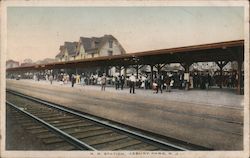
[
  {"x1": 79, "y1": 35, "x2": 126, "y2": 54},
  {"x1": 55, "y1": 35, "x2": 126, "y2": 58},
  {"x1": 64, "y1": 42, "x2": 78, "y2": 56},
  {"x1": 79, "y1": 37, "x2": 93, "y2": 51},
  {"x1": 55, "y1": 46, "x2": 65, "y2": 58},
  {"x1": 55, "y1": 42, "x2": 78, "y2": 58}
]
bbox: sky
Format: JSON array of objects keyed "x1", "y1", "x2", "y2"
[{"x1": 7, "y1": 6, "x2": 244, "y2": 63}]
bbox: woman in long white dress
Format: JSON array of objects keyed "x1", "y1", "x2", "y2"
[{"x1": 189, "y1": 75, "x2": 194, "y2": 89}]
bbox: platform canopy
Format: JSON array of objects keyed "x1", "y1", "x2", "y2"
[{"x1": 6, "y1": 40, "x2": 244, "y2": 72}]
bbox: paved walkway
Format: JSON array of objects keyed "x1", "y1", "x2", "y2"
[
  {"x1": 14, "y1": 79, "x2": 243, "y2": 108},
  {"x1": 6, "y1": 79, "x2": 244, "y2": 150}
]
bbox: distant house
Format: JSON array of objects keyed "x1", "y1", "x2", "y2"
[
  {"x1": 55, "y1": 35, "x2": 126, "y2": 61},
  {"x1": 6, "y1": 60, "x2": 19, "y2": 68},
  {"x1": 23, "y1": 58, "x2": 33, "y2": 64},
  {"x1": 20, "y1": 58, "x2": 34, "y2": 67},
  {"x1": 35, "y1": 58, "x2": 57, "y2": 64},
  {"x1": 20, "y1": 62, "x2": 35, "y2": 67}
]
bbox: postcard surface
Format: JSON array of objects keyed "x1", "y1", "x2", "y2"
[{"x1": 1, "y1": 0, "x2": 249, "y2": 158}]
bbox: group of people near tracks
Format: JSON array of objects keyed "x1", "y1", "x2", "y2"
[
  {"x1": 98, "y1": 73, "x2": 168, "y2": 94},
  {"x1": 56, "y1": 71, "x2": 240, "y2": 94},
  {"x1": 10, "y1": 70, "x2": 241, "y2": 94},
  {"x1": 99, "y1": 73, "x2": 135, "y2": 93}
]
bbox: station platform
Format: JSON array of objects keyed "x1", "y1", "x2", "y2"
[{"x1": 6, "y1": 79, "x2": 244, "y2": 150}]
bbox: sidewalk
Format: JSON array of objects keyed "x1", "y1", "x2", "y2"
[{"x1": 18, "y1": 79, "x2": 243, "y2": 109}]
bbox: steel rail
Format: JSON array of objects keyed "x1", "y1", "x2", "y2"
[
  {"x1": 6, "y1": 101, "x2": 97, "y2": 151},
  {"x1": 7, "y1": 89, "x2": 189, "y2": 151}
]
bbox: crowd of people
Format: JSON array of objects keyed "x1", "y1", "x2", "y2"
[{"x1": 9, "y1": 70, "x2": 241, "y2": 94}]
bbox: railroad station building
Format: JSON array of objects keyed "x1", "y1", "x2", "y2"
[
  {"x1": 55, "y1": 35, "x2": 126, "y2": 61},
  {"x1": 54, "y1": 35, "x2": 126, "y2": 76},
  {"x1": 6, "y1": 39, "x2": 244, "y2": 94}
]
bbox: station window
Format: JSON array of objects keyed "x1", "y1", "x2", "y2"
[
  {"x1": 109, "y1": 40, "x2": 113, "y2": 48},
  {"x1": 108, "y1": 50, "x2": 113, "y2": 56}
]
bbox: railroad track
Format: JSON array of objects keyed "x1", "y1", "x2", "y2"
[{"x1": 6, "y1": 89, "x2": 210, "y2": 151}]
